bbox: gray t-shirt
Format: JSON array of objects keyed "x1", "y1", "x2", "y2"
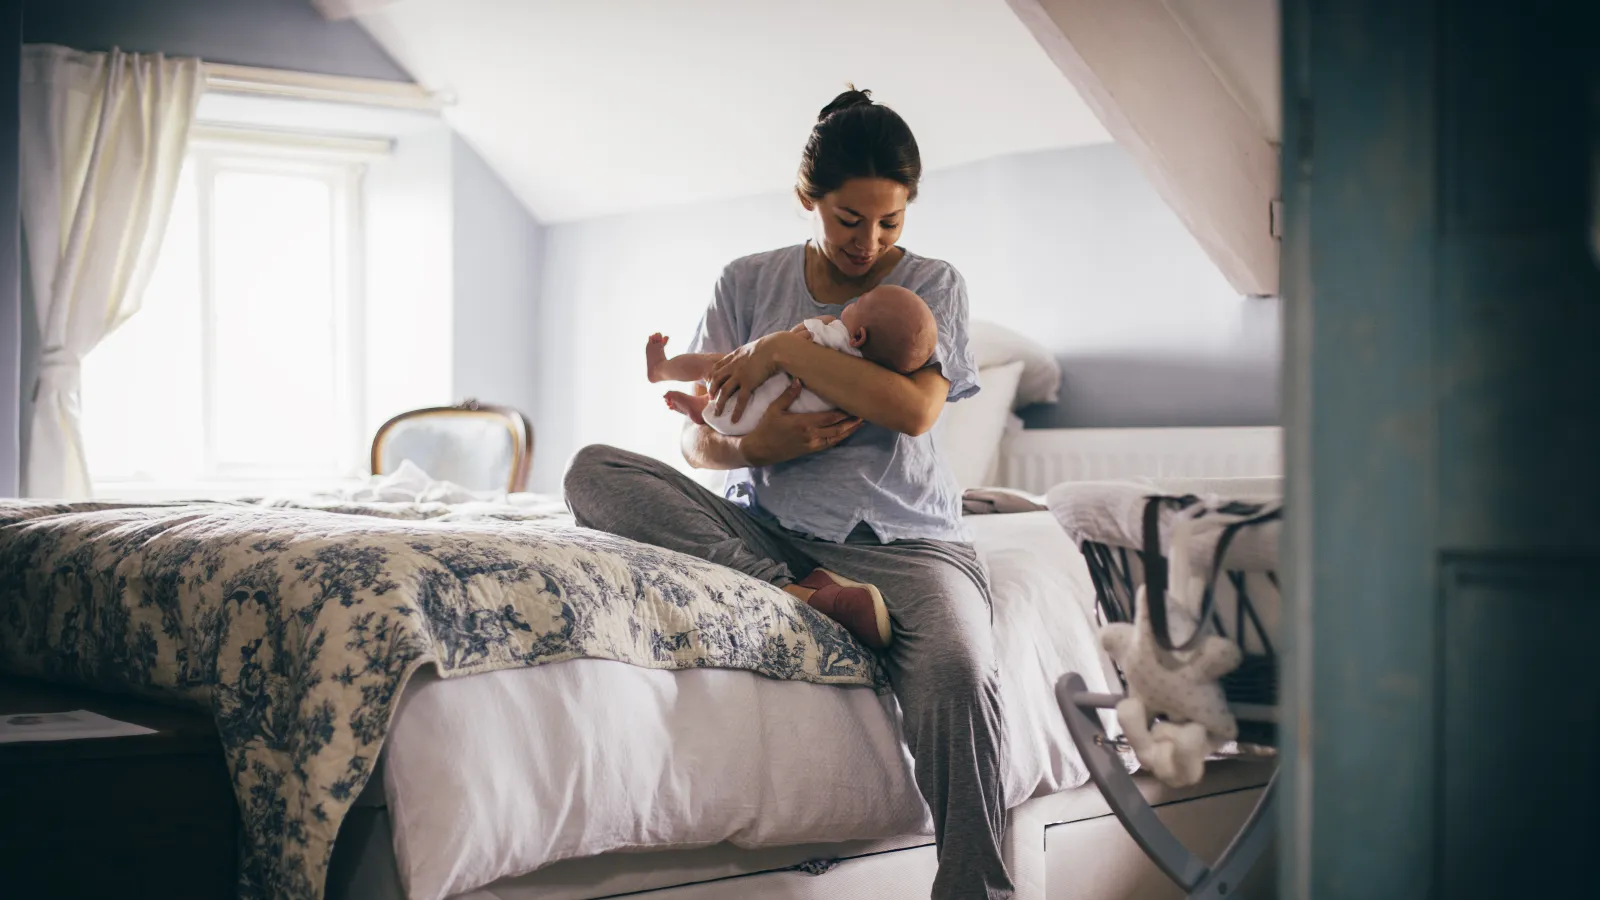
[{"x1": 686, "y1": 243, "x2": 979, "y2": 543}]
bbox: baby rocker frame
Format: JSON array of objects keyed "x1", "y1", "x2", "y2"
[{"x1": 1056, "y1": 494, "x2": 1283, "y2": 899}]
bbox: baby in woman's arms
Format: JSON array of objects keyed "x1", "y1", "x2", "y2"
[{"x1": 646, "y1": 284, "x2": 937, "y2": 434}]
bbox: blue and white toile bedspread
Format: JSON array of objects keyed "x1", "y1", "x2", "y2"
[{"x1": 0, "y1": 496, "x2": 886, "y2": 900}]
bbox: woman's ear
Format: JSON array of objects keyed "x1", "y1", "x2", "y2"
[
  {"x1": 795, "y1": 188, "x2": 815, "y2": 211},
  {"x1": 850, "y1": 326, "x2": 868, "y2": 348}
]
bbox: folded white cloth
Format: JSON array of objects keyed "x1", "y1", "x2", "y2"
[
  {"x1": 962, "y1": 487, "x2": 1047, "y2": 515},
  {"x1": 336, "y1": 459, "x2": 508, "y2": 505}
]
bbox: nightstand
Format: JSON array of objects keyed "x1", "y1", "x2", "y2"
[{"x1": 0, "y1": 674, "x2": 239, "y2": 899}]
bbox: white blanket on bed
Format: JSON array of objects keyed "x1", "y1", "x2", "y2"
[{"x1": 380, "y1": 511, "x2": 1117, "y2": 900}]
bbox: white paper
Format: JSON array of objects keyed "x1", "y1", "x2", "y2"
[{"x1": 0, "y1": 709, "x2": 158, "y2": 743}]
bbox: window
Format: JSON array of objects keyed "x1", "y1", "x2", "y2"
[{"x1": 83, "y1": 136, "x2": 367, "y2": 495}]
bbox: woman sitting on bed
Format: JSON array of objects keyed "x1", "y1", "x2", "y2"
[{"x1": 563, "y1": 87, "x2": 1009, "y2": 900}]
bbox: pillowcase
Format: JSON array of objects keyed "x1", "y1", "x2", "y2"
[
  {"x1": 934, "y1": 360, "x2": 1026, "y2": 491},
  {"x1": 968, "y1": 320, "x2": 1062, "y2": 409}
]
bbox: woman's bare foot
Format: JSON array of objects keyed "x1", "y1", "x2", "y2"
[
  {"x1": 663, "y1": 390, "x2": 709, "y2": 425},
  {"x1": 646, "y1": 333, "x2": 671, "y2": 383}
]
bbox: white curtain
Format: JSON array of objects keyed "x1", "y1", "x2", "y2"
[{"x1": 19, "y1": 44, "x2": 203, "y2": 498}]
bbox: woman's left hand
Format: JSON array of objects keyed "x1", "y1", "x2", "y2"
[{"x1": 708, "y1": 332, "x2": 790, "y2": 424}]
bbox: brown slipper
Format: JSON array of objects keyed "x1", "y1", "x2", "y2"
[{"x1": 795, "y1": 569, "x2": 892, "y2": 650}]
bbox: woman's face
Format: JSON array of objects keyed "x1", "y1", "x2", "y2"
[{"x1": 802, "y1": 177, "x2": 909, "y2": 278}]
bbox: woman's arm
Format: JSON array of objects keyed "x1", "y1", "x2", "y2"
[
  {"x1": 709, "y1": 331, "x2": 947, "y2": 436},
  {"x1": 680, "y1": 421, "x2": 747, "y2": 470},
  {"x1": 774, "y1": 333, "x2": 947, "y2": 435}
]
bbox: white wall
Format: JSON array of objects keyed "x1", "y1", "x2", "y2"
[
  {"x1": 531, "y1": 142, "x2": 1280, "y2": 492},
  {"x1": 909, "y1": 145, "x2": 1262, "y2": 355},
  {"x1": 451, "y1": 132, "x2": 544, "y2": 426},
  {"x1": 534, "y1": 188, "x2": 804, "y2": 493},
  {"x1": 911, "y1": 145, "x2": 1279, "y2": 432},
  {"x1": 364, "y1": 123, "x2": 456, "y2": 440}
]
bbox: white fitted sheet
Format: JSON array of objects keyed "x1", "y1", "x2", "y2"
[{"x1": 381, "y1": 512, "x2": 1115, "y2": 900}]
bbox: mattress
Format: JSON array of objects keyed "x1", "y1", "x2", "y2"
[{"x1": 377, "y1": 511, "x2": 1120, "y2": 900}]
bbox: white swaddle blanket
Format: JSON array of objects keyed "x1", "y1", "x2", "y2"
[{"x1": 703, "y1": 318, "x2": 859, "y2": 436}]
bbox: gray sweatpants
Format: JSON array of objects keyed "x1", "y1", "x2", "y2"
[{"x1": 563, "y1": 445, "x2": 1014, "y2": 900}]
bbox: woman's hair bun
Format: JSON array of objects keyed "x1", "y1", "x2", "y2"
[
  {"x1": 797, "y1": 84, "x2": 921, "y2": 202},
  {"x1": 818, "y1": 85, "x2": 874, "y2": 122}
]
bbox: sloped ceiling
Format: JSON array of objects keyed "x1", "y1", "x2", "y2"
[
  {"x1": 1166, "y1": 0, "x2": 1281, "y2": 142},
  {"x1": 1007, "y1": 0, "x2": 1281, "y2": 296},
  {"x1": 343, "y1": 0, "x2": 1112, "y2": 223}
]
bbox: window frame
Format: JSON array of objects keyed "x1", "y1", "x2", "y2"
[{"x1": 88, "y1": 131, "x2": 373, "y2": 497}]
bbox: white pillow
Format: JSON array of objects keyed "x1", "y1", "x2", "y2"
[
  {"x1": 968, "y1": 320, "x2": 1062, "y2": 409},
  {"x1": 935, "y1": 360, "x2": 1026, "y2": 490}
]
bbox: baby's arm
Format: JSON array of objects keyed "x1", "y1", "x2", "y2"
[
  {"x1": 646, "y1": 333, "x2": 722, "y2": 383},
  {"x1": 652, "y1": 325, "x2": 825, "y2": 389}
]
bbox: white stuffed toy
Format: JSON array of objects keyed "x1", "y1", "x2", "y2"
[{"x1": 1100, "y1": 578, "x2": 1242, "y2": 788}]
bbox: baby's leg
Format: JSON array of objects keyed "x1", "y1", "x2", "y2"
[
  {"x1": 663, "y1": 390, "x2": 710, "y2": 425},
  {"x1": 646, "y1": 334, "x2": 720, "y2": 383}
]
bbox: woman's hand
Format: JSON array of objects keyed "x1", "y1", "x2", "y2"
[
  {"x1": 708, "y1": 332, "x2": 795, "y2": 425},
  {"x1": 740, "y1": 379, "x2": 863, "y2": 467}
]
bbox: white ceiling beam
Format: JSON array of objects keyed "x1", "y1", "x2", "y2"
[{"x1": 1006, "y1": 0, "x2": 1281, "y2": 296}]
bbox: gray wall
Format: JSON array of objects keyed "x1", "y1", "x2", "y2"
[
  {"x1": 907, "y1": 146, "x2": 1280, "y2": 429},
  {"x1": 1, "y1": 4, "x2": 20, "y2": 496},
  {"x1": 532, "y1": 142, "x2": 1281, "y2": 491},
  {"x1": 451, "y1": 132, "x2": 544, "y2": 427},
  {"x1": 21, "y1": 0, "x2": 409, "y2": 81}
]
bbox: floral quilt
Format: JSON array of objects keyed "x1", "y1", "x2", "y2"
[{"x1": 0, "y1": 496, "x2": 886, "y2": 899}]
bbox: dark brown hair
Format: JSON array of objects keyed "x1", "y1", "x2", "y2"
[{"x1": 796, "y1": 86, "x2": 922, "y2": 202}]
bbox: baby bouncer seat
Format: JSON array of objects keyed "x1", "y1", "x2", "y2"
[{"x1": 1050, "y1": 482, "x2": 1282, "y2": 899}]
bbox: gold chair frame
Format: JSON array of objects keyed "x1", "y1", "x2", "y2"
[{"x1": 370, "y1": 399, "x2": 534, "y2": 493}]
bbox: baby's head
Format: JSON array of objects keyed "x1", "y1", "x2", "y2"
[{"x1": 840, "y1": 285, "x2": 937, "y2": 374}]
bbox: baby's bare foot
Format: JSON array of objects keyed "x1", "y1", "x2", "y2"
[
  {"x1": 646, "y1": 333, "x2": 670, "y2": 383},
  {"x1": 664, "y1": 390, "x2": 708, "y2": 425}
]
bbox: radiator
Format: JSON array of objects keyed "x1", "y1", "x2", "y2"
[{"x1": 992, "y1": 427, "x2": 1283, "y2": 496}]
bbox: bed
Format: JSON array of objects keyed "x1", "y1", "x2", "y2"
[
  {"x1": 0, "y1": 381, "x2": 1283, "y2": 900},
  {"x1": 322, "y1": 467, "x2": 1281, "y2": 900}
]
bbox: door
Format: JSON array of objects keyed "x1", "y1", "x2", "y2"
[{"x1": 1281, "y1": 2, "x2": 1600, "y2": 898}]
